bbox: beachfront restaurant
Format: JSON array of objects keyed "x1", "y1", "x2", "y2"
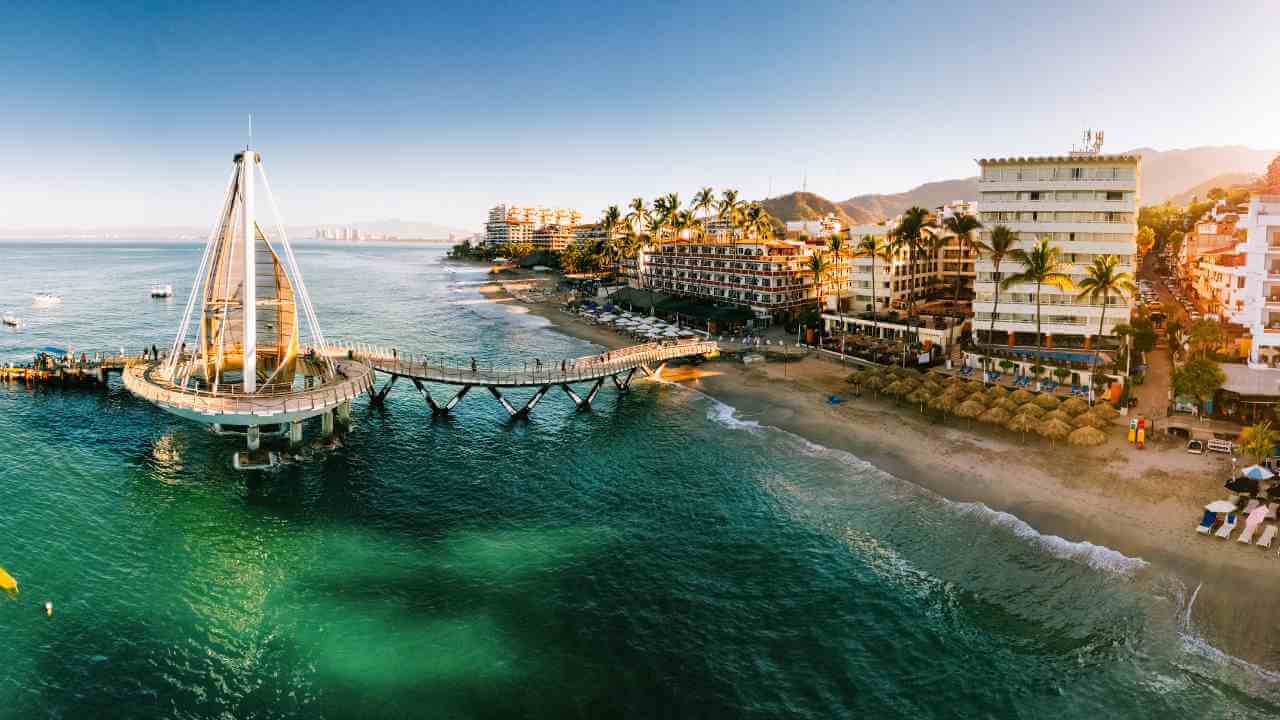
[
  {"x1": 821, "y1": 312, "x2": 964, "y2": 353},
  {"x1": 959, "y1": 347, "x2": 1113, "y2": 393},
  {"x1": 1210, "y1": 364, "x2": 1280, "y2": 425}
]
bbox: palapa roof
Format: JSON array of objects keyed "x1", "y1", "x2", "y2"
[{"x1": 1068, "y1": 426, "x2": 1108, "y2": 446}]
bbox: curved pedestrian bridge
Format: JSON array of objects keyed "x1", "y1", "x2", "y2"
[{"x1": 335, "y1": 339, "x2": 718, "y2": 418}]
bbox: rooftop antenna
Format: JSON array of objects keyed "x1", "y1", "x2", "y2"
[
  {"x1": 247, "y1": 113, "x2": 253, "y2": 150},
  {"x1": 802, "y1": 170, "x2": 807, "y2": 194}
]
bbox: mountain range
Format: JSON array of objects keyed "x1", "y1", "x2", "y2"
[{"x1": 763, "y1": 145, "x2": 1277, "y2": 226}]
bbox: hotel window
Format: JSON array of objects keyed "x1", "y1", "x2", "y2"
[
  {"x1": 1106, "y1": 191, "x2": 1123, "y2": 201},
  {"x1": 1029, "y1": 191, "x2": 1041, "y2": 201},
  {"x1": 1070, "y1": 167, "x2": 1084, "y2": 179}
]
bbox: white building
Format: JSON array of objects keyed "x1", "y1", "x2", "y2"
[
  {"x1": 485, "y1": 204, "x2": 582, "y2": 250},
  {"x1": 971, "y1": 151, "x2": 1141, "y2": 348},
  {"x1": 1229, "y1": 194, "x2": 1280, "y2": 367},
  {"x1": 843, "y1": 223, "x2": 941, "y2": 314}
]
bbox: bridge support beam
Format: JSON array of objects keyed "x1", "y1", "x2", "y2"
[
  {"x1": 561, "y1": 377, "x2": 604, "y2": 410},
  {"x1": 611, "y1": 367, "x2": 637, "y2": 392},
  {"x1": 639, "y1": 363, "x2": 667, "y2": 380},
  {"x1": 489, "y1": 385, "x2": 550, "y2": 419},
  {"x1": 247, "y1": 426, "x2": 261, "y2": 451},
  {"x1": 288, "y1": 420, "x2": 303, "y2": 447},
  {"x1": 411, "y1": 378, "x2": 471, "y2": 414},
  {"x1": 369, "y1": 375, "x2": 398, "y2": 405},
  {"x1": 320, "y1": 410, "x2": 335, "y2": 436},
  {"x1": 336, "y1": 400, "x2": 351, "y2": 425}
]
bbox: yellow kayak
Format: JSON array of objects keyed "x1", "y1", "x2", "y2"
[{"x1": 0, "y1": 566, "x2": 17, "y2": 594}]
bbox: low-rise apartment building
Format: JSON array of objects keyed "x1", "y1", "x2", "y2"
[
  {"x1": 1226, "y1": 194, "x2": 1280, "y2": 367},
  {"x1": 639, "y1": 238, "x2": 849, "y2": 323}
]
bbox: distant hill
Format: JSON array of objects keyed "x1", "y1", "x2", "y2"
[
  {"x1": 759, "y1": 145, "x2": 1276, "y2": 224},
  {"x1": 1166, "y1": 172, "x2": 1259, "y2": 206}
]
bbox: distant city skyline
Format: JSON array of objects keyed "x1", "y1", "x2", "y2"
[{"x1": 1, "y1": 1, "x2": 1277, "y2": 231}]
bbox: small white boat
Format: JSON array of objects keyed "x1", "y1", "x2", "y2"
[
  {"x1": 150, "y1": 284, "x2": 174, "y2": 298},
  {"x1": 1, "y1": 313, "x2": 19, "y2": 328},
  {"x1": 32, "y1": 293, "x2": 62, "y2": 306}
]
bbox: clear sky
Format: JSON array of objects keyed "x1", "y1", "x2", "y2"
[{"x1": 1, "y1": 0, "x2": 1276, "y2": 232}]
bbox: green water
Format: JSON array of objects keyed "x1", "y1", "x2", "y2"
[{"x1": 1, "y1": 242, "x2": 1278, "y2": 718}]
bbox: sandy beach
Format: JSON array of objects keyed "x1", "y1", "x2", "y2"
[{"x1": 477, "y1": 271, "x2": 1280, "y2": 669}]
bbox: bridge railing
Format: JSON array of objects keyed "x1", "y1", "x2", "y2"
[
  {"x1": 328, "y1": 339, "x2": 716, "y2": 386},
  {"x1": 123, "y1": 361, "x2": 375, "y2": 418}
]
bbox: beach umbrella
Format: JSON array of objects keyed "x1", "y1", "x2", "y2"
[
  {"x1": 964, "y1": 392, "x2": 989, "y2": 407},
  {"x1": 985, "y1": 385, "x2": 1009, "y2": 401},
  {"x1": 1072, "y1": 412, "x2": 1108, "y2": 429},
  {"x1": 1017, "y1": 403, "x2": 1046, "y2": 419},
  {"x1": 892, "y1": 367, "x2": 916, "y2": 379},
  {"x1": 1043, "y1": 409, "x2": 1073, "y2": 425},
  {"x1": 1205, "y1": 499, "x2": 1239, "y2": 513},
  {"x1": 1242, "y1": 464, "x2": 1275, "y2": 481},
  {"x1": 1060, "y1": 397, "x2": 1090, "y2": 416},
  {"x1": 979, "y1": 406, "x2": 1010, "y2": 425},
  {"x1": 1033, "y1": 394, "x2": 1060, "y2": 411},
  {"x1": 921, "y1": 379, "x2": 944, "y2": 393},
  {"x1": 955, "y1": 400, "x2": 986, "y2": 419},
  {"x1": 1225, "y1": 476, "x2": 1260, "y2": 495},
  {"x1": 1091, "y1": 403, "x2": 1120, "y2": 419},
  {"x1": 1067, "y1": 426, "x2": 1107, "y2": 447},
  {"x1": 1006, "y1": 413, "x2": 1039, "y2": 434},
  {"x1": 928, "y1": 393, "x2": 957, "y2": 413},
  {"x1": 996, "y1": 397, "x2": 1021, "y2": 413},
  {"x1": 907, "y1": 389, "x2": 930, "y2": 409},
  {"x1": 845, "y1": 370, "x2": 866, "y2": 384},
  {"x1": 862, "y1": 375, "x2": 886, "y2": 391},
  {"x1": 1010, "y1": 389, "x2": 1034, "y2": 404},
  {"x1": 1037, "y1": 418, "x2": 1073, "y2": 442},
  {"x1": 965, "y1": 380, "x2": 986, "y2": 393}
]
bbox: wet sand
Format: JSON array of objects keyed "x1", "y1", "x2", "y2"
[{"x1": 480, "y1": 277, "x2": 1280, "y2": 668}]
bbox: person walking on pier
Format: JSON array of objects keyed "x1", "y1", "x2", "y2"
[
  {"x1": 151, "y1": 344, "x2": 158, "y2": 361},
  {"x1": 470, "y1": 357, "x2": 477, "y2": 373},
  {"x1": 561, "y1": 359, "x2": 566, "y2": 373}
]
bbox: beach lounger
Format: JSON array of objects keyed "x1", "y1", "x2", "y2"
[
  {"x1": 1196, "y1": 510, "x2": 1216, "y2": 534},
  {"x1": 1258, "y1": 524, "x2": 1277, "y2": 549},
  {"x1": 1215, "y1": 514, "x2": 1238, "y2": 539},
  {"x1": 1239, "y1": 523, "x2": 1259, "y2": 544},
  {"x1": 1244, "y1": 498, "x2": 1261, "y2": 514},
  {"x1": 1268, "y1": 502, "x2": 1278, "y2": 521}
]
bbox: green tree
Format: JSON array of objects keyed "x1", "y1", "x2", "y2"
[
  {"x1": 718, "y1": 189, "x2": 744, "y2": 243},
  {"x1": 1189, "y1": 318, "x2": 1229, "y2": 359},
  {"x1": 942, "y1": 211, "x2": 982, "y2": 310},
  {"x1": 1002, "y1": 237, "x2": 1073, "y2": 379},
  {"x1": 1170, "y1": 357, "x2": 1225, "y2": 413},
  {"x1": 891, "y1": 206, "x2": 937, "y2": 342},
  {"x1": 972, "y1": 224, "x2": 1018, "y2": 352},
  {"x1": 1167, "y1": 230, "x2": 1185, "y2": 255},
  {"x1": 1242, "y1": 421, "x2": 1279, "y2": 465},
  {"x1": 692, "y1": 187, "x2": 716, "y2": 237},
  {"x1": 742, "y1": 203, "x2": 775, "y2": 241},
  {"x1": 808, "y1": 251, "x2": 831, "y2": 315},
  {"x1": 1076, "y1": 255, "x2": 1135, "y2": 400},
  {"x1": 853, "y1": 232, "x2": 893, "y2": 337},
  {"x1": 1136, "y1": 225, "x2": 1156, "y2": 256},
  {"x1": 1207, "y1": 187, "x2": 1227, "y2": 201}
]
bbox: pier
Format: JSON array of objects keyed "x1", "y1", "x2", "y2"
[{"x1": 339, "y1": 339, "x2": 718, "y2": 418}]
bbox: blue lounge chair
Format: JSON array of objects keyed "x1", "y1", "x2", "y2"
[
  {"x1": 1070, "y1": 383, "x2": 1081, "y2": 396},
  {"x1": 1196, "y1": 510, "x2": 1215, "y2": 534}
]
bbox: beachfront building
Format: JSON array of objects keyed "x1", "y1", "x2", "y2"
[
  {"x1": 842, "y1": 223, "x2": 942, "y2": 314},
  {"x1": 1224, "y1": 194, "x2": 1280, "y2": 367},
  {"x1": 484, "y1": 205, "x2": 583, "y2": 251},
  {"x1": 972, "y1": 150, "x2": 1141, "y2": 348},
  {"x1": 1176, "y1": 210, "x2": 1243, "y2": 297},
  {"x1": 639, "y1": 238, "x2": 850, "y2": 324},
  {"x1": 785, "y1": 214, "x2": 843, "y2": 241}
]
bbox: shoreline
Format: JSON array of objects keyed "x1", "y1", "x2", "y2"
[{"x1": 479, "y1": 276, "x2": 1280, "y2": 669}]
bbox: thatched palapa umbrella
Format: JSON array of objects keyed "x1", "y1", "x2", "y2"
[
  {"x1": 979, "y1": 406, "x2": 1010, "y2": 425},
  {"x1": 1034, "y1": 393, "x2": 1061, "y2": 411},
  {"x1": 1010, "y1": 389, "x2": 1035, "y2": 404},
  {"x1": 996, "y1": 397, "x2": 1021, "y2": 413},
  {"x1": 1060, "y1": 397, "x2": 1090, "y2": 416},
  {"x1": 1006, "y1": 412, "x2": 1039, "y2": 435},
  {"x1": 965, "y1": 380, "x2": 986, "y2": 393},
  {"x1": 1043, "y1": 409, "x2": 1073, "y2": 426},
  {"x1": 985, "y1": 385, "x2": 1009, "y2": 402},
  {"x1": 907, "y1": 388, "x2": 931, "y2": 412},
  {"x1": 966, "y1": 391, "x2": 989, "y2": 406},
  {"x1": 1018, "y1": 403, "x2": 1046, "y2": 419},
  {"x1": 1092, "y1": 403, "x2": 1120, "y2": 420},
  {"x1": 1038, "y1": 418, "x2": 1073, "y2": 444},
  {"x1": 883, "y1": 380, "x2": 907, "y2": 397},
  {"x1": 862, "y1": 374, "x2": 886, "y2": 391},
  {"x1": 1068, "y1": 426, "x2": 1107, "y2": 446},
  {"x1": 1072, "y1": 412, "x2": 1108, "y2": 429},
  {"x1": 955, "y1": 400, "x2": 986, "y2": 419},
  {"x1": 929, "y1": 393, "x2": 957, "y2": 413}
]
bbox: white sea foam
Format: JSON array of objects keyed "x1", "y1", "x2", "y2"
[
  {"x1": 1176, "y1": 581, "x2": 1280, "y2": 685},
  {"x1": 696, "y1": 386, "x2": 1150, "y2": 577}
]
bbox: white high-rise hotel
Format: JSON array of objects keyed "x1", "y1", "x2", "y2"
[{"x1": 972, "y1": 147, "x2": 1141, "y2": 349}]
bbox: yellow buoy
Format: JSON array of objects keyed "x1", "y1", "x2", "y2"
[{"x1": 0, "y1": 566, "x2": 17, "y2": 594}]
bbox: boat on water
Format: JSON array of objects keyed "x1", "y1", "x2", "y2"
[
  {"x1": 32, "y1": 293, "x2": 62, "y2": 306},
  {"x1": 150, "y1": 284, "x2": 174, "y2": 298},
  {"x1": 2, "y1": 313, "x2": 19, "y2": 328}
]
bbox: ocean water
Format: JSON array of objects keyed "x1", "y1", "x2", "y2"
[{"x1": 2, "y1": 241, "x2": 1278, "y2": 718}]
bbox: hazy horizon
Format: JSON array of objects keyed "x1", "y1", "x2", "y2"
[{"x1": 3, "y1": 1, "x2": 1277, "y2": 231}]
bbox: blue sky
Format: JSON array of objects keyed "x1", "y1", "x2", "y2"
[{"x1": 1, "y1": 0, "x2": 1276, "y2": 231}]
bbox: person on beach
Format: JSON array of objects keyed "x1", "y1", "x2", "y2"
[{"x1": 561, "y1": 359, "x2": 566, "y2": 372}]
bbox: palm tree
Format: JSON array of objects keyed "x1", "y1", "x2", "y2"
[
  {"x1": 625, "y1": 197, "x2": 651, "y2": 240},
  {"x1": 853, "y1": 233, "x2": 893, "y2": 340},
  {"x1": 972, "y1": 224, "x2": 1018, "y2": 349},
  {"x1": 675, "y1": 209, "x2": 703, "y2": 241},
  {"x1": 891, "y1": 206, "x2": 937, "y2": 343},
  {"x1": 1001, "y1": 237, "x2": 1073, "y2": 386},
  {"x1": 942, "y1": 211, "x2": 982, "y2": 311},
  {"x1": 1075, "y1": 254, "x2": 1135, "y2": 402},
  {"x1": 808, "y1": 251, "x2": 831, "y2": 320},
  {"x1": 742, "y1": 203, "x2": 774, "y2": 241},
  {"x1": 1242, "y1": 421, "x2": 1279, "y2": 465},
  {"x1": 692, "y1": 187, "x2": 716, "y2": 238},
  {"x1": 718, "y1": 189, "x2": 744, "y2": 244}
]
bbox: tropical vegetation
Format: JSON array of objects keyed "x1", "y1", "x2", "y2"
[
  {"x1": 1001, "y1": 238, "x2": 1073, "y2": 379},
  {"x1": 1075, "y1": 255, "x2": 1134, "y2": 399}
]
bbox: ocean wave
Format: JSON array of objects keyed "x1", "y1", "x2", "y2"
[
  {"x1": 945, "y1": 500, "x2": 1149, "y2": 576},
  {"x1": 1176, "y1": 582, "x2": 1280, "y2": 686},
  {"x1": 696, "y1": 386, "x2": 1149, "y2": 578}
]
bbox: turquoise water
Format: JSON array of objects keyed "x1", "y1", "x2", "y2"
[{"x1": 2, "y1": 241, "x2": 1278, "y2": 718}]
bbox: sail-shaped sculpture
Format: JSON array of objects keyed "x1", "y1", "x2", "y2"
[{"x1": 124, "y1": 147, "x2": 373, "y2": 464}]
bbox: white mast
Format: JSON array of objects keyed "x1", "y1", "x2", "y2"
[{"x1": 241, "y1": 150, "x2": 257, "y2": 393}]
